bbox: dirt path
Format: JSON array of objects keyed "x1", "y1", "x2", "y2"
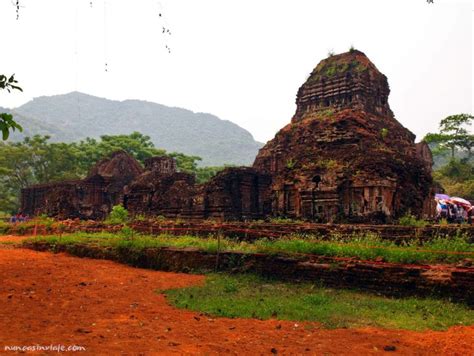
[{"x1": 0, "y1": 245, "x2": 473, "y2": 355}]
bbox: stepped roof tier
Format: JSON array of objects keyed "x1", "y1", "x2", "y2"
[{"x1": 292, "y1": 50, "x2": 395, "y2": 123}]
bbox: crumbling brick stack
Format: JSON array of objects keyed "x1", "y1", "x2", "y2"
[{"x1": 124, "y1": 156, "x2": 197, "y2": 217}]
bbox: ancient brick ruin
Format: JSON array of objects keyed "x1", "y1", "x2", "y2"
[
  {"x1": 254, "y1": 50, "x2": 436, "y2": 222},
  {"x1": 21, "y1": 50, "x2": 436, "y2": 223},
  {"x1": 21, "y1": 151, "x2": 144, "y2": 220},
  {"x1": 21, "y1": 153, "x2": 272, "y2": 221}
]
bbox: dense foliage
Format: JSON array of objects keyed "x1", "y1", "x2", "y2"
[
  {"x1": 0, "y1": 132, "x2": 225, "y2": 213},
  {"x1": 433, "y1": 160, "x2": 474, "y2": 200},
  {"x1": 424, "y1": 114, "x2": 474, "y2": 200}
]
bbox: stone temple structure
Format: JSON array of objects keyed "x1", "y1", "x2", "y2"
[
  {"x1": 21, "y1": 153, "x2": 272, "y2": 221},
  {"x1": 253, "y1": 49, "x2": 436, "y2": 222},
  {"x1": 21, "y1": 50, "x2": 436, "y2": 223},
  {"x1": 21, "y1": 151, "x2": 144, "y2": 220}
]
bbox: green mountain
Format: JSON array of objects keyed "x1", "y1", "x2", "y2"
[{"x1": 5, "y1": 92, "x2": 263, "y2": 166}]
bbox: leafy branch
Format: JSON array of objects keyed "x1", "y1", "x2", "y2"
[
  {"x1": 0, "y1": 74, "x2": 23, "y2": 93},
  {"x1": 0, "y1": 74, "x2": 23, "y2": 140},
  {"x1": 0, "y1": 113, "x2": 22, "y2": 140}
]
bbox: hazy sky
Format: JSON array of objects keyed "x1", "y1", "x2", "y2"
[{"x1": 0, "y1": 0, "x2": 472, "y2": 143}]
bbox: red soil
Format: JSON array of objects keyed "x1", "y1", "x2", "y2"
[
  {"x1": 0, "y1": 235, "x2": 31, "y2": 244},
  {"x1": 0, "y1": 244, "x2": 473, "y2": 355}
]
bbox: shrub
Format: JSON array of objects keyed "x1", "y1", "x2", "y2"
[
  {"x1": 175, "y1": 218, "x2": 185, "y2": 225},
  {"x1": 0, "y1": 221, "x2": 10, "y2": 234},
  {"x1": 326, "y1": 64, "x2": 337, "y2": 76},
  {"x1": 286, "y1": 159, "x2": 296, "y2": 169},
  {"x1": 399, "y1": 213, "x2": 428, "y2": 227},
  {"x1": 318, "y1": 108, "x2": 335, "y2": 119},
  {"x1": 105, "y1": 205, "x2": 129, "y2": 225},
  {"x1": 155, "y1": 215, "x2": 167, "y2": 223},
  {"x1": 134, "y1": 214, "x2": 147, "y2": 222},
  {"x1": 120, "y1": 226, "x2": 135, "y2": 239},
  {"x1": 439, "y1": 218, "x2": 448, "y2": 226},
  {"x1": 55, "y1": 222, "x2": 67, "y2": 236},
  {"x1": 269, "y1": 217, "x2": 304, "y2": 224}
]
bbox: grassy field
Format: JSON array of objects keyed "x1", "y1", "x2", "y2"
[
  {"x1": 24, "y1": 230, "x2": 474, "y2": 265},
  {"x1": 164, "y1": 273, "x2": 474, "y2": 331}
]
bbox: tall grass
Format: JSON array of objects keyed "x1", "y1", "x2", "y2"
[{"x1": 26, "y1": 230, "x2": 474, "y2": 265}]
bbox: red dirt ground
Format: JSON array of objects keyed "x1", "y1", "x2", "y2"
[
  {"x1": 0, "y1": 240, "x2": 473, "y2": 355},
  {"x1": 0, "y1": 235, "x2": 31, "y2": 244}
]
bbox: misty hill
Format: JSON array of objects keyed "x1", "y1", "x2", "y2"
[{"x1": 6, "y1": 92, "x2": 263, "y2": 166}]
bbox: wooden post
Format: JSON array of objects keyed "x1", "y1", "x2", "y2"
[{"x1": 215, "y1": 232, "x2": 221, "y2": 272}]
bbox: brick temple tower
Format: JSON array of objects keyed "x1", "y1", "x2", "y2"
[{"x1": 254, "y1": 49, "x2": 435, "y2": 222}]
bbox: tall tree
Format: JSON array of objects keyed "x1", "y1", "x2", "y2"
[{"x1": 424, "y1": 114, "x2": 474, "y2": 160}]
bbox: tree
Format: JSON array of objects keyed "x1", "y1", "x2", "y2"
[
  {"x1": 0, "y1": 135, "x2": 84, "y2": 212},
  {"x1": 424, "y1": 114, "x2": 474, "y2": 160},
  {"x1": 439, "y1": 114, "x2": 474, "y2": 159},
  {"x1": 433, "y1": 159, "x2": 474, "y2": 200},
  {"x1": 425, "y1": 114, "x2": 474, "y2": 200},
  {"x1": 0, "y1": 74, "x2": 23, "y2": 140},
  {"x1": 76, "y1": 132, "x2": 167, "y2": 172},
  {"x1": 457, "y1": 134, "x2": 474, "y2": 160}
]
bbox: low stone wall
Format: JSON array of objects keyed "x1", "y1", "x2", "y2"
[
  {"x1": 134, "y1": 222, "x2": 474, "y2": 243},
  {"x1": 24, "y1": 241, "x2": 474, "y2": 305},
  {"x1": 5, "y1": 220, "x2": 474, "y2": 243}
]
